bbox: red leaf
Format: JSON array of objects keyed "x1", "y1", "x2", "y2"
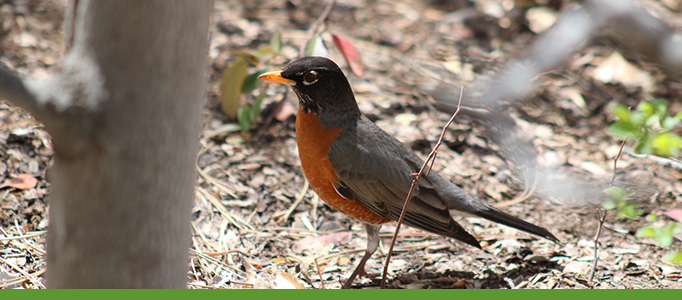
[
  {"x1": 0, "y1": 174, "x2": 38, "y2": 190},
  {"x1": 663, "y1": 209, "x2": 682, "y2": 223},
  {"x1": 332, "y1": 34, "x2": 364, "y2": 76}
]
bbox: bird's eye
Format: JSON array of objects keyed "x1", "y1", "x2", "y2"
[{"x1": 302, "y1": 71, "x2": 318, "y2": 85}]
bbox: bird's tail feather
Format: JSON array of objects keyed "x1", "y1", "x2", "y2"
[{"x1": 473, "y1": 205, "x2": 560, "y2": 243}]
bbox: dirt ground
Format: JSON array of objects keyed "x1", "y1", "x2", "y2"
[{"x1": 1, "y1": 0, "x2": 681, "y2": 289}]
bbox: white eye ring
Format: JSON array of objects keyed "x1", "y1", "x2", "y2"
[{"x1": 302, "y1": 71, "x2": 318, "y2": 85}]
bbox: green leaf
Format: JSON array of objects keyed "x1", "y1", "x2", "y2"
[
  {"x1": 646, "y1": 212, "x2": 658, "y2": 223},
  {"x1": 650, "y1": 132, "x2": 682, "y2": 157},
  {"x1": 664, "y1": 251, "x2": 682, "y2": 264},
  {"x1": 603, "y1": 186, "x2": 628, "y2": 201},
  {"x1": 220, "y1": 57, "x2": 249, "y2": 120},
  {"x1": 251, "y1": 91, "x2": 266, "y2": 122},
  {"x1": 638, "y1": 101, "x2": 655, "y2": 118},
  {"x1": 237, "y1": 104, "x2": 254, "y2": 132},
  {"x1": 637, "y1": 222, "x2": 679, "y2": 248},
  {"x1": 629, "y1": 111, "x2": 647, "y2": 126},
  {"x1": 634, "y1": 141, "x2": 653, "y2": 155},
  {"x1": 650, "y1": 99, "x2": 668, "y2": 118},
  {"x1": 602, "y1": 199, "x2": 618, "y2": 210},
  {"x1": 608, "y1": 121, "x2": 639, "y2": 139},
  {"x1": 672, "y1": 223, "x2": 682, "y2": 235},
  {"x1": 270, "y1": 28, "x2": 282, "y2": 53},
  {"x1": 662, "y1": 115, "x2": 681, "y2": 131},
  {"x1": 617, "y1": 203, "x2": 643, "y2": 220},
  {"x1": 610, "y1": 104, "x2": 631, "y2": 122},
  {"x1": 655, "y1": 229, "x2": 674, "y2": 248},
  {"x1": 241, "y1": 69, "x2": 268, "y2": 94},
  {"x1": 303, "y1": 34, "x2": 329, "y2": 57},
  {"x1": 644, "y1": 114, "x2": 660, "y2": 128},
  {"x1": 636, "y1": 225, "x2": 656, "y2": 238}
]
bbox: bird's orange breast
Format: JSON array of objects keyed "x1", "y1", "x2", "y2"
[{"x1": 296, "y1": 108, "x2": 390, "y2": 225}]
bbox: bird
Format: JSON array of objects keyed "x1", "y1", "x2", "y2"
[{"x1": 258, "y1": 56, "x2": 559, "y2": 289}]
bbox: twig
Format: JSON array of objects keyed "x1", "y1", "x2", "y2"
[
  {"x1": 196, "y1": 143, "x2": 239, "y2": 199},
  {"x1": 623, "y1": 150, "x2": 682, "y2": 170},
  {"x1": 196, "y1": 187, "x2": 253, "y2": 231},
  {"x1": 495, "y1": 168, "x2": 538, "y2": 208},
  {"x1": 379, "y1": 87, "x2": 464, "y2": 289},
  {"x1": 590, "y1": 138, "x2": 626, "y2": 283},
  {"x1": 310, "y1": 0, "x2": 336, "y2": 39},
  {"x1": 298, "y1": 0, "x2": 336, "y2": 58},
  {"x1": 0, "y1": 230, "x2": 47, "y2": 241},
  {"x1": 0, "y1": 256, "x2": 45, "y2": 289},
  {"x1": 275, "y1": 178, "x2": 310, "y2": 224},
  {"x1": 610, "y1": 138, "x2": 626, "y2": 187},
  {"x1": 314, "y1": 258, "x2": 326, "y2": 289},
  {"x1": 190, "y1": 249, "x2": 249, "y2": 279},
  {"x1": 590, "y1": 208, "x2": 607, "y2": 283},
  {"x1": 0, "y1": 269, "x2": 45, "y2": 289}
]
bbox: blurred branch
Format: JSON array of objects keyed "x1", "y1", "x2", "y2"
[
  {"x1": 0, "y1": 61, "x2": 40, "y2": 116},
  {"x1": 428, "y1": 0, "x2": 682, "y2": 207},
  {"x1": 298, "y1": 0, "x2": 336, "y2": 58}
]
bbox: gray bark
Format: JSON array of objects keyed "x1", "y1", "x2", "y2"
[{"x1": 0, "y1": 0, "x2": 213, "y2": 288}]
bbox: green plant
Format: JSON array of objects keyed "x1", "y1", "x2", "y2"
[
  {"x1": 602, "y1": 188, "x2": 682, "y2": 264},
  {"x1": 608, "y1": 99, "x2": 682, "y2": 157},
  {"x1": 602, "y1": 186, "x2": 642, "y2": 220},
  {"x1": 636, "y1": 212, "x2": 682, "y2": 264},
  {"x1": 605, "y1": 99, "x2": 681, "y2": 264},
  {"x1": 219, "y1": 26, "x2": 364, "y2": 135},
  {"x1": 220, "y1": 29, "x2": 283, "y2": 133}
]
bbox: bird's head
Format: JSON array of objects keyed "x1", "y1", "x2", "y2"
[{"x1": 259, "y1": 57, "x2": 361, "y2": 127}]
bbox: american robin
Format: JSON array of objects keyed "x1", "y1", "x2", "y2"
[{"x1": 258, "y1": 56, "x2": 559, "y2": 288}]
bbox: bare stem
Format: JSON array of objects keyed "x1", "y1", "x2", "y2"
[
  {"x1": 591, "y1": 137, "x2": 626, "y2": 283},
  {"x1": 379, "y1": 87, "x2": 464, "y2": 289},
  {"x1": 298, "y1": 0, "x2": 336, "y2": 58}
]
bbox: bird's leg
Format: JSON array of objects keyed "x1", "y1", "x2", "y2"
[{"x1": 342, "y1": 223, "x2": 381, "y2": 289}]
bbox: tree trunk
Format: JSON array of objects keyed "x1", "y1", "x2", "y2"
[{"x1": 1, "y1": 0, "x2": 213, "y2": 288}]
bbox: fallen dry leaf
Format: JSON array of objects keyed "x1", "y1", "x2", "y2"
[
  {"x1": 276, "y1": 270, "x2": 306, "y2": 289},
  {"x1": 271, "y1": 256, "x2": 303, "y2": 264},
  {"x1": 293, "y1": 232, "x2": 352, "y2": 253},
  {"x1": 0, "y1": 174, "x2": 38, "y2": 189},
  {"x1": 591, "y1": 51, "x2": 654, "y2": 91}
]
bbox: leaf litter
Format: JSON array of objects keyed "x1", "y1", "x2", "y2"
[{"x1": 1, "y1": 0, "x2": 682, "y2": 289}]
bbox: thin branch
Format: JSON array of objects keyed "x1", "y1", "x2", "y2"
[
  {"x1": 0, "y1": 256, "x2": 45, "y2": 289},
  {"x1": 610, "y1": 138, "x2": 627, "y2": 187},
  {"x1": 298, "y1": 0, "x2": 336, "y2": 58},
  {"x1": 0, "y1": 62, "x2": 40, "y2": 116},
  {"x1": 590, "y1": 207, "x2": 607, "y2": 283},
  {"x1": 310, "y1": 0, "x2": 336, "y2": 38},
  {"x1": 429, "y1": 0, "x2": 682, "y2": 208},
  {"x1": 275, "y1": 178, "x2": 309, "y2": 224},
  {"x1": 590, "y1": 137, "x2": 626, "y2": 283},
  {"x1": 379, "y1": 87, "x2": 464, "y2": 289},
  {"x1": 314, "y1": 258, "x2": 326, "y2": 289}
]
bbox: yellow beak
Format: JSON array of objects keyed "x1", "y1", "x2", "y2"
[{"x1": 257, "y1": 70, "x2": 296, "y2": 86}]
